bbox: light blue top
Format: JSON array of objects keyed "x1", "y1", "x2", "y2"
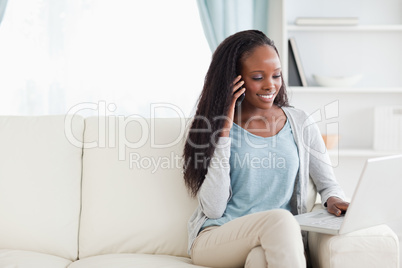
[{"x1": 202, "y1": 119, "x2": 299, "y2": 229}]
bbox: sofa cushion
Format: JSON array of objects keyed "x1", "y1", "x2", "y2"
[
  {"x1": 79, "y1": 117, "x2": 197, "y2": 258},
  {"x1": 69, "y1": 253, "x2": 207, "y2": 268},
  {"x1": 0, "y1": 249, "x2": 72, "y2": 267},
  {"x1": 308, "y1": 224, "x2": 400, "y2": 268},
  {"x1": 388, "y1": 219, "x2": 402, "y2": 268},
  {"x1": 0, "y1": 115, "x2": 84, "y2": 260}
]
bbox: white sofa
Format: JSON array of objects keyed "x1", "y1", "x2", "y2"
[{"x1": 0, "y1": 115, "x2": 399, "y2": 268}]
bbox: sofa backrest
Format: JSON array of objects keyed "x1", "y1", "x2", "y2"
[
  {"x1": 0, "y1": 115, "x2": 84, "y2": 261},
  {"x1": 78, "y1": 117, "x2": 197, "y2": 258}
]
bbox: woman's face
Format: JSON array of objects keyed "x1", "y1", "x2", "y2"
[{"x1": 240, "y1": 45, "x2": 282, "y2": 110}]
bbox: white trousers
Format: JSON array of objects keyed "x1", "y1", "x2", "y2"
[{"x1": 191, "y1": 209, "x2": 306, "y2": 268}]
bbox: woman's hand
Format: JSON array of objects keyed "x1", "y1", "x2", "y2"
[
  {"x1": 220, "y1": 75, "x2": 246, "y2": 137},
  {"x1": 326, "y1": 196, "x2": 349, "y2": 216}
]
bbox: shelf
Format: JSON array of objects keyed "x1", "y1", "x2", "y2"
[
  {"x1": 288, "y1": 87, "x2": 402, "y2": 93},
  {"x1": 287, "y1": 24, "x2": 402, "y2": 32},
  {"x1": 327, "y1": 149, "x2": 402, "y2": 157}
]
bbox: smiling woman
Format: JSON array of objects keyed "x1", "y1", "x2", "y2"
[
  {"x1": 182, "y1": 30, "x2": 348, "y2": 267},
  {"x1": 0, "y1": 0, "x2": 211, "y2": 117}
]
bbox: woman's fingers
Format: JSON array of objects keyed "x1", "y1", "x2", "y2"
[
  {"x1": 327, "y1": 197, "x2": 349, "y2": 217},
  {"x1": 232, "y1": 75, "x2": 242, "y2": 87},
  {"x1": 336, "y1": 201, "x2": 349, "y2": 211},
  {"x1": 231, "y1": 76, "x2": 246, "y2": 103},
  {"x1": 233, "y1": 82, "x2": 245, "y2": 96},
  {"x1": 220, "y1": 76, "x2": 245, "y2": 137},
  {"x1": 328, "y1": 205, "x2": 342, "y2": 217},
  {"x1": 232, "y1": 76, "x2": 244, "y2": 94}
]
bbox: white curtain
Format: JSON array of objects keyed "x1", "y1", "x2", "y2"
[
  {"x1": 0, "y1": 0, "x2": 211, "y2": 117},
  {"x1": 0, "y1": 0, "x2": 7, "y2": 25},
  {"x1": 197, "y1": 0, "x2": 268, "y2": 52}
]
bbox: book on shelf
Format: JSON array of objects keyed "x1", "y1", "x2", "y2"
[
  {"x1": 295, "y1": 17, "x2": 359, "y2": 26},
  {"x1": 288, "y1": 37, "x2": 307, "y2": 87}
]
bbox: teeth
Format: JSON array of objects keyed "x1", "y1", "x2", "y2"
[{"x1": 258, "y1": 93, "x2": 275, "y2": 99}]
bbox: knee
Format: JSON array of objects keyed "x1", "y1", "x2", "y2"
[
  {"x1": 262, "y1": 209, "x2": 301, "y2": 233},
  {"x1": 264, "y1": 209, "x2": 295, "y2": 221},
  {"x1": 266, "y1": 208, "x2": 294, "y2": 218}
]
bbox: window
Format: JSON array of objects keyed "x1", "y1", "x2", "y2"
[{"x1": 0, "y1": 0, "x2": 211, "y2": 117}]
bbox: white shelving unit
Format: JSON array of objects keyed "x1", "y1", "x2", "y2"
[
  {"x1": 328, "y1": 149, "x2": 402, "y2": 157},
  {"x1": 287, "y1": 25, "x2": 402, "y2": 32},
  {"x1": 289, "y1": 86, "x2": 402, "y2": 94},
  {"x1": 269, "y1": 0, "x2": 402, "y2": 197},
  {"x1": 271, "y1": 2, "x2": 402, "y2": 261}
]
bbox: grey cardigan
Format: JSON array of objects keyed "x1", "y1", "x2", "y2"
[{"x1": 187, "y1": 106, "x2": 346, "y2": 254}]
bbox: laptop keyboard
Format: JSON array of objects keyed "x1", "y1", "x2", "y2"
[{"x1": 310, "y1": 216, "x2": 344, "y2": 229}]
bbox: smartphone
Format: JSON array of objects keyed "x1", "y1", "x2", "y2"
[{"x1": 235, "y1": 86, "x2": 245, "y2": 105}]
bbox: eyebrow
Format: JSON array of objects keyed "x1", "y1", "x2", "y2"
[{"x1": 250, "y1": 68, "x2": 282, "y2": 73}]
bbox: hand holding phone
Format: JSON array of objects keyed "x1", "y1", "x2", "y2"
[
  {"x1": 233, "y1": 75, "x2": 246, "y2": 105},
  {"x1": 220, "y1": 76, "x2": 246, "y2": 137},
  {"x1": 235, "y1": 86, "x2": 245, "y2": 105}
]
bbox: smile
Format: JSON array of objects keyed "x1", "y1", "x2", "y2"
[{"x1": 257, "y1": 93, "x2": 276, "y2": 100}]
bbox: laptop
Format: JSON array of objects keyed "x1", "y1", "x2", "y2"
[{"x1": 295, "y1": 154, "x2": 402, "y2": 235}]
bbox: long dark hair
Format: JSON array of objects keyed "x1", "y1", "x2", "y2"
[{"x1": 183, "y1": 30, "x2": 289, "y2": 197}]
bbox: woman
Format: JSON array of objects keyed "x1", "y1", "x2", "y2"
[{"x1": 183, "y1": 30, "x2": 348, "y2": 268}]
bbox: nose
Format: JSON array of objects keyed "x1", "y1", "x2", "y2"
[{"x1": 263, "y1": 77, "x2": 276, "y2": 91}]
